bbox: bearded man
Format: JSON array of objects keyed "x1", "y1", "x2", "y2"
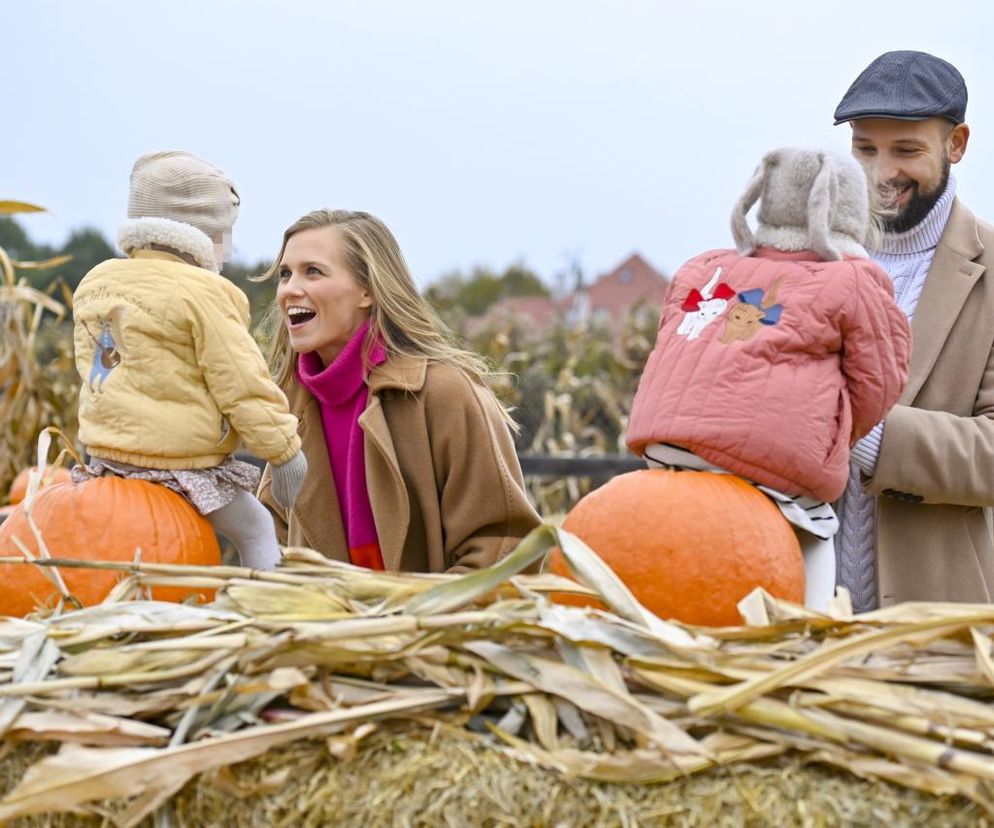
[{"x1": 833, "y1": 50, "x2": 994, "y2": 609}]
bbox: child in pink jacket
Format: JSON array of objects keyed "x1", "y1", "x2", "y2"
[{"x1": 627, "y1": 148, "x2": 911, "y2": 610}]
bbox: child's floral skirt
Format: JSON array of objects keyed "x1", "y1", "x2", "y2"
[{"x1": 70, "y1": 456, "x2": 261, "y2": 516}]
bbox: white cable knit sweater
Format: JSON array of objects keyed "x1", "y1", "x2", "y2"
[{"x1": 835, "y1": 177, "x2": 957, "y2": 612}]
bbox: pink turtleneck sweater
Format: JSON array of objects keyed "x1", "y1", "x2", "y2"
[{"x1": 297, "y1": 321, "x2": 387, "y2": 570}]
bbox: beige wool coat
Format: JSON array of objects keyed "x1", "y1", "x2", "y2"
[
  {"x1": 866, "y1": 200, "x2": 994, "y2": 604},
  {"x1": 258, "y1": 354, "x2": 541, "y2": 573}
]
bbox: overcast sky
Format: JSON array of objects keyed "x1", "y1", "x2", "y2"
[{"x1": 6, "y1": 1, "x2": 994, "y2": 287}]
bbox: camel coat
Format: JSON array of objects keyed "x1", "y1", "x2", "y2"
[
  {"x1": 867, "y1": 200, "x2": 994, "y2": 604},
  {"x1": 258, "y1": 354, "x2": 541, "y2": 573}
]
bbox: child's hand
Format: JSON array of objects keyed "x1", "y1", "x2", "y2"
[{"x1": 271, "y1": 451, "x2": 308, "y2": 509}]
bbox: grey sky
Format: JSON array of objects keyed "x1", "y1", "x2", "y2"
[{"x1": 6, "y1": 0, "x2": 994, "y2": 287}]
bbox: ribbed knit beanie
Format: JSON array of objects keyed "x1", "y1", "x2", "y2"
[{"x1": 127, "y1": 151, "x2": 240, "y2": 240}]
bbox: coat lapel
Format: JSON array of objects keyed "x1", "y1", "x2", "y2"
[
  {"x1": 291, "y1": 388, "x2": 349, "y2": 561},
  {"x1": 900, "y1": 201, "x2": 985, "y2": 405},
  {"x1": 359, "y1": 355, "x2": 425, "y2": 571},
  {"x1": 360, "y1": 393, "x2": 411, "y2": 572}
]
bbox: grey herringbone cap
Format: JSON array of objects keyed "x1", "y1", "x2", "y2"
[{"x1": 834, "y1": 50, "x2": 967, "y2": 125}]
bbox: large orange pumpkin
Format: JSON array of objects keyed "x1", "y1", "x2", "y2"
[
  {"x1": 6, "y1": 466, "x2": 73, "y2": 506},
  {"x1": 0, "y1": 477, "x2": 221, "y2": 616},
  {"x1": 549, "y1": 469, "x2": 804, "y2": 626}
]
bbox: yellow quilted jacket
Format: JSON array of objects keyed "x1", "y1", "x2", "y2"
[{"x1": 73, "y1": 249, "x2": 300, "y2": 470}]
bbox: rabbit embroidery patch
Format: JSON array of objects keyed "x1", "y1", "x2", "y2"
[
  {"x1": 82, "y1": 306, "x2": 127, "y2": 391},
  {"x1": 676, "y1": 268, "x2": 736, "y2": 340},
  {"x1": 719, "y1": 278, "x2": 784, "y2": 344}
]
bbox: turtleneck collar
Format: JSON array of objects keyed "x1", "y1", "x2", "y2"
[
  {"x1": 297, "y1": 320, "x2": 386, "y2": 406},
  {"x1": 877, "y1": 175, "x2": 957, "y2": 256}
]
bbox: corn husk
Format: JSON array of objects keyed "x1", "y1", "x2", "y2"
[{"x1": 1, "y1": 527, "x2": 994, "y2": 825}]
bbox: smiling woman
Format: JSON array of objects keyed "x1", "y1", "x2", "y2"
[
  {"x1": 277, "y1": 226, "x2": 374, "y2": 365},
  {"x1": 255, "y1": 209, "x2": 541, "y2": 573}
]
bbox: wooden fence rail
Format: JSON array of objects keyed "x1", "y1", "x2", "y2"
[
  {"x1": 237, "y1": 452, "x2": 644, "y2": 482},
  {"x1": 517, "y1": 454, "x2": 643, "y2": 480}
]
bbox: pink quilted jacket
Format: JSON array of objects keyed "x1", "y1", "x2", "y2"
[{"x1": 626, "y1": 247, "x2": 911, "y2": 501}]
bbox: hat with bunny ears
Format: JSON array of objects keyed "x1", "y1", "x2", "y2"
[{"x1": 730, "y1": 148, "x2": 871, "y2": 262}]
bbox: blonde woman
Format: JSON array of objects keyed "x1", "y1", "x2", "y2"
[{"x1": 257, "y1": 209, "x2": 541, "y2": 572}]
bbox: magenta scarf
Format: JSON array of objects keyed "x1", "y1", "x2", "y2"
[{"x1": 297, "y1": 320, "x2": 387, "y2": 570}]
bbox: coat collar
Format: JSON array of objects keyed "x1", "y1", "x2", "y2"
[
  {"x1": 751, "y1": 246, "x2": 866, "y2": 263},
  {"x1": 285, "y1": 353, "x2": 428, "y2": 409},
  {"x1": 117, "y1": 217, "x2": 220, "y2": 272},
  {"x1": 367, "y1": 353, "x2": 428, "y2": 394},
  {"x1": 900, "y1": 198, "x2": 986, "y2": 405}
]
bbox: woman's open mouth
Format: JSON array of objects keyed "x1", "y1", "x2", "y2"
[{"x1": 287, "y1": 307, "x2": 317, "y2": 328}]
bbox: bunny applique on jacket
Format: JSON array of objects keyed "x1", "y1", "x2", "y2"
[{"x1": 627, "y1": 247, "x2": 911, "y2": 502}]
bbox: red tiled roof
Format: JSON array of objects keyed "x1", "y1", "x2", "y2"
[
  {"x1": 585, "y1": 253, "x2": 669, "y2": 318},
  {"x1": 462, "y1": 252, "x2": 669, "y2": 336}
]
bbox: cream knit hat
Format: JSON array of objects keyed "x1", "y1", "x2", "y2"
[
  {"x1": 730, "y1": 148, "x2": 871, "y2": 261},
  {"x1": 127, "y1": 150, "x2": 240, "y2": 240}
]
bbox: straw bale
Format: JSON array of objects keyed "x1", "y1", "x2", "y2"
[
  {"x1": 0, "y1": 725, "x2": 987, "y2": 828},
  {"x1": 3, "y1": 539, "x2": 994, "y2": 825}
]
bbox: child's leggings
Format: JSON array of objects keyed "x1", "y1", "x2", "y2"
[
  {"x1": 206, "y1": 489, "x2": 282, "y2": 570},
  {"x1": 799, "y1": 531, "x2": 836, "y2": 612}
]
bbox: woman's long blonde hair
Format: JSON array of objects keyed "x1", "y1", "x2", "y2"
[{"x1": 257, "y1": 209, "x2": 515, "y2": 425}]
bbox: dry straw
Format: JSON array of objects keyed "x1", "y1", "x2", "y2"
[{"x1": 0, "y1": 525, "x2": 992, "y2": 825}]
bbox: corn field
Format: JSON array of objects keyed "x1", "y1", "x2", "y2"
[
  {"x1": 461, "y1": 307, "x2": 658, "y2": 515},
  {"x1": 0, "y1": 202, "x2": 77, "y2": 497},
  {"x1": 1, "y1": 230, "x2": 657, "y2": 516}
]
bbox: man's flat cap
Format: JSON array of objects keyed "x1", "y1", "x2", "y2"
[{"x1": 834, "y1": 50, "x2": 967, "y2": 125}]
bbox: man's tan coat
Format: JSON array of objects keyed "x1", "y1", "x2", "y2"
[
  {"x1": 868, "y1": 200, "x2": 994, "y2": 603},
  {"x1": 259, "y1": 355, "x2": 541, "y2": 573}
]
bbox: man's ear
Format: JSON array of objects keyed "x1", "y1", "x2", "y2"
[{"x1": 948, "y1": 123, "x2": 970, "y2": 164}]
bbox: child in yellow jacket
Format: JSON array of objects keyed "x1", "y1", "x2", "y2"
[{"x1": 72, "y1": 150, "x2": 306, "y2": 569}]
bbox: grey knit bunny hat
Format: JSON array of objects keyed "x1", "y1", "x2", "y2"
[{"x1": 730, "y1": 148, "x2": 871, "y2": 261}]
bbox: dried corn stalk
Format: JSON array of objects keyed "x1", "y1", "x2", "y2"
[
  {"x1": 0, "y1": 201, "x2": 76, "y2": 497},
  {"x1": 0, "y1": 527, "x2": 993, "y2": 824},
  {"x1": 464, "y1": 312, "x2": 657, "y2": 515}
]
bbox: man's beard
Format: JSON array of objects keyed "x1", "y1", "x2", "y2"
[{"x1": 883, "y1": 158, "x2": 951, "y2": 233}]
